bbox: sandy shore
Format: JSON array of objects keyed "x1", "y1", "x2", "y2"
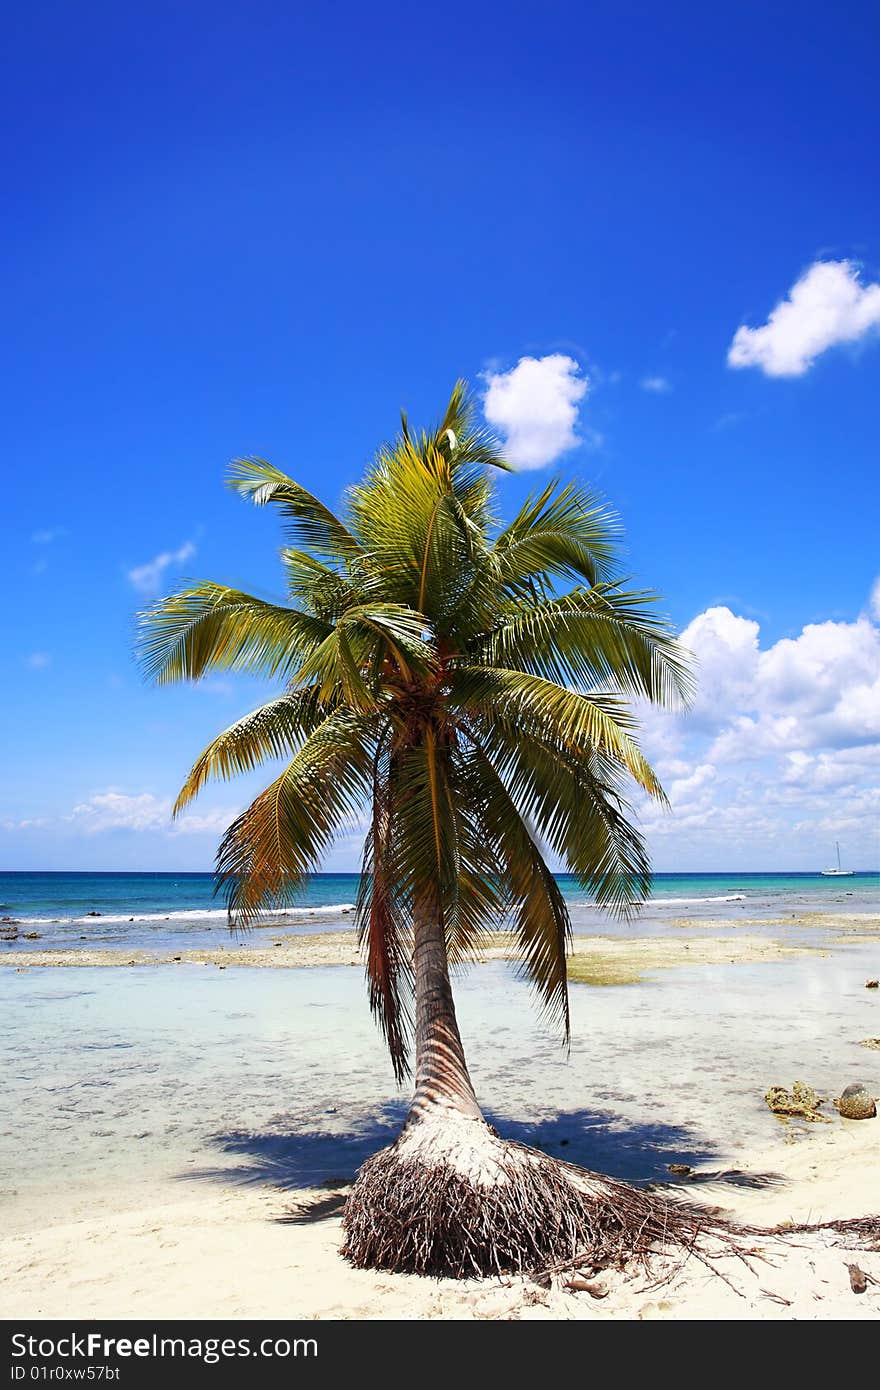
[
  {"x1": 1, "y1": 1116, "x2": 877, "y2": 1321},
  {"x1": 1, "y1": 929, "x2": 825, "y2": 985}
]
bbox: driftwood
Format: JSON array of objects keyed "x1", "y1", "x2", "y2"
[
  {"x1": 770, "y1": 1215, "x2": 880, "y2": 1250},
  {"x1": 564, "y1": 1273, "x2": 609, "y2": 1297}
]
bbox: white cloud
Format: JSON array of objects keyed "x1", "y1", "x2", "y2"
[
  {"x1": 24, "y1": 652, "x2": 51, "y2": 670},
  {"x1": 127, "y1": 540, "x2": 196, "y2": 595},
  {"x1": 640, "y1": 375, "x2": 671, "y2": 393},
  {"x1": 31, "y1": 528, "x2": 65, "y2": 544},
  {"x1": 70, "y1": 791, "x2": 170, "y2": 833},
  {"x1": 482, "y1": 354, "x2": 589, "y2": 469},
  {"x1": 636, "y1": 580, "x2": 880, "y2": 868},
  {"x1": 68, "y1": 790, "x2": 235, "y2": 837},
  {"x1": 727, "y1": 259, "x2": 880, "y2": 377},
  {"x1": 870, "y1": 577, "x2": 880, "y2": 622}
]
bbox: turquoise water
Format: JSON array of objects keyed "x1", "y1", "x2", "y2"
[
  {"x1": 0, "y1": 869, "x2": 876, "y2": 953},
  {"x1": 2, "y1": 869, "x2": 879, "y2": 920}
]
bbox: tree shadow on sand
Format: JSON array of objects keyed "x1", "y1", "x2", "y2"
[{"x1": 180, "y1": 1100, "x2": 784, "y2": 1215}]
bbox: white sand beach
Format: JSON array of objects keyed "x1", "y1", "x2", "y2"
[{"x1": 1, "y1": 1118, "x2": 878, "y2": 1321}]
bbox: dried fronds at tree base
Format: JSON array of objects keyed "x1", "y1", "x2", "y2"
[
  {"x1": 771, "y1": 1215, "x2": 880, "y2": 1252},
  {"x1": 340, "y1": 1135, "x2": 750, "y2": 1279}
]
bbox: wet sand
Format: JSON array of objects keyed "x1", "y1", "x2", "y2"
[{"x1": 1, "y1": 928, "x2": 827, "y2": 985}]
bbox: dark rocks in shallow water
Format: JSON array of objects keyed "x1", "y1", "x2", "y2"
[
  {"x1": 834, "y1": 1084, "x2": 877, "y2": 1120},
  {"x1": 23, "y1": 932, "x2": 41, "y2": 940},
  {"x1": 86, "y1": 910, "x2": 102, "y2": 917},
  {"x1": 765, "y1": 1081, "x2": 830, "y2": 1122}
]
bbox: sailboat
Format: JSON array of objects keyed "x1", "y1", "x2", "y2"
[{"x1": 821, "y1": 841, "x2": 854, "y2": 877}]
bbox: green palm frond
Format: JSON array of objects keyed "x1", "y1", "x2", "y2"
[
  {"x1": 470, "y1": 712, "x2": 653, "y2": 917},
  {"x1": 280, "y1": 549, "x2": 365, "y2": 619},
  {"x1": 293, "y1": 603, "x2": 436, "y2": 707},
  {"x1": 451, "y1": 665, "x2": 665, "y2": 798},
  {"x1": 480, "y1": 584, "x2": 694, "y2": 707},
  {"x1": 138, "y1": 582, "x2": 330, "y2": 684},
  {"x1": 174, "y1": 687, "x2": 333, "y2": 814},
  {"x1": 229, "y1": 457, "x2": 363, "y2": 563},
  {"x1": 345, "y1": 385, "x2": 505, "y2": 617},
  {"x1": 456, "y1": 733, "x2": 571, "y2": 1040},
  {"x1": 492, "y1": 478, "x2": 619, "y2": 592}
]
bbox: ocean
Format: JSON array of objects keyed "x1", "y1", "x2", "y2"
[{"x1": 1, "y1": 869, "x2": 877, "y2": 953}]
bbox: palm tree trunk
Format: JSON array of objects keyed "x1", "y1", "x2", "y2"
[
  {"x1": 407, "y1": 902, "x2": 483, "y2": 1125},
  {"x1": 341, "y1": 901, "x2": 731, "y2": 1277}
]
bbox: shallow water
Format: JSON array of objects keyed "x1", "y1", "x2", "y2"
[{"x1": 2, "y1": 939, "x2": 878, "y2": 1233}]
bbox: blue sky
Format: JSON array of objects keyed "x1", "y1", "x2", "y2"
[{"x1": 4, "y1": 1, "x2": 879, "y2": 872}]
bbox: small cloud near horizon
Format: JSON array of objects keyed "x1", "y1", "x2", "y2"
[
  {"x1": 67, "y1": 789, "x2": 236, "y2": 837},
  {"x1": 482, "y1": 354, "x2": 589, "y2": 470},
  {"x1": 127, "y1": 540, "x2": 196, "y2": 596},
  {"x1": 641, "y1": 375, "x2": 672, "y2": 393},
  {"x1": 727, "y1": 259, "x2": 880, "y2": 377},
  {"x1": 24, "y1": 652, "x2": 51, "y2": 670}
]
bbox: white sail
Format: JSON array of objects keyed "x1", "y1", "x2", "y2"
[{"x1": 821, "y1": 841, "x2": 854, "y2": 876}]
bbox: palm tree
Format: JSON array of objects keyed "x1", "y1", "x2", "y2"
[{"x1": 139, "y1": 383, "x2": 700, "y2": 1276}]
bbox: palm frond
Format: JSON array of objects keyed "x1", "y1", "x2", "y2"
[
  {"x1": 280, "y1": 549, "x2": 365, "y2": 619},
  {"x1": 479, "y1": 584, "x2": 694, "y2": 708},
  {"x1": 456, "y1": 732, "x2": 571, "y2": 1041},
  {"x1": 468, "y1": 711, "x2": 653, "y2": 917},
  {"x1": 174, "y1": 687, "x2": 332, "y2": 814},
  {"x1": 216, "y1": 709, "x2": 378, "y2": 922},
  {"x1": 451, "y1": 665, "x2": 665, "y2": 798},
  {"x1": 356, "y1": 746, "x2": 413, "y2": 1082},
  {"x1": 138, "y1": 582, "x2": 329, "y2": 685},
  {"x1": 229, "y1": 457, "x2": 363, "y2": 564},
  {"x1": 492, "y1": 478, "x2": 619, "y2": 591},
  {"x1": 294, "y1": 603, "x2": 436, "y2": 707}
]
